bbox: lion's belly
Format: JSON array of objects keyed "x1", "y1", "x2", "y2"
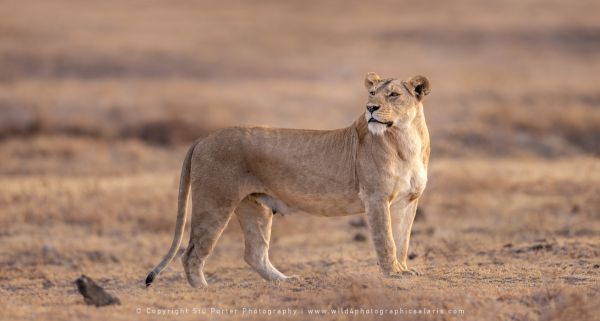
[
  {"x1": 256, "y1": 192, "x2": 364, "y2": 217},
  {"x1": 254, "y1": 164, "x2": 426, "y2": 216}
]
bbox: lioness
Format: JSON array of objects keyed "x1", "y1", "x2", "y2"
[{"x1": 146, "y1": 72, "x2": 431, "y2": 288}]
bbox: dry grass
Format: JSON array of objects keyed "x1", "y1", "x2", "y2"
[
  {"x1": 1, "y1": 0, "x2": 599, "y2": 320},
  {"x1": 1, "y1": 147, "x2": 598, "y2": 320}
]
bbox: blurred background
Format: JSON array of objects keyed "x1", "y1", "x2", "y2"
[
  {"x1": 1, "y1": 1, "x2": 598, "y2": 320},
  {"x1": 1, "y1": 0, "x2": 598, "y2": 168}
]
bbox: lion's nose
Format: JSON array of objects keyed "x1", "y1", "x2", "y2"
[{"x1": 366, "y1": 104, "x2": 380, "y2": 113}]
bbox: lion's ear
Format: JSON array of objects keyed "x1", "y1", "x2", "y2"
[
  {"x1": 364, "y1": 72, "x2": 381, "y2": 90},
  {"x1": 404, "y1": 75, "x2": 431, "y2": 101}
]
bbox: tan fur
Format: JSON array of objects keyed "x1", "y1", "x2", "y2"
[{"x1": 146, "y1": 73, "x2": 431, "y2": 287}]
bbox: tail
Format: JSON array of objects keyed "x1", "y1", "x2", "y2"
[{"x1": 145, "y1": 142, "x2": 196, "y2": 287}]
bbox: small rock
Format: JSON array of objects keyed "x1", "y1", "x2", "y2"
[
  {"x1": 75, "y1": 275, "x2": 120, "y2": 307},
  {"x1": 349, "y1": 217, "x2": 367, "y2": 228},
  {"x1": 353, "y1": 233, "x2": 367, "y2": 242},
  {"x1": 593, "y1": 264, "x2": 599, "y2": 269},
  {"x1": 408, "y1": 252, "x2": 418, "y2": 260},
  {"x1": 503, "y1": 243, "x2": 513, "y2": 248},
  {"x1": 571, "y1": 204, "x2": 580, "y2": 214}
]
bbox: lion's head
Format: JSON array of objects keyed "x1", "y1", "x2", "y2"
[{"x1": 363, "y1": 72, "x2": 431, "y2": 135}]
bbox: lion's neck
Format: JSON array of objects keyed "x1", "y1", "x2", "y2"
[
  {"x1": 352, "y1": 104, "x2": 429, "y2": 163},
  {"x1": 393, "y1": 105, "x2": 428, "y2": 162}
]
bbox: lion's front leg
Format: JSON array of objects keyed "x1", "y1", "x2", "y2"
[
  {"x1": 364, "y1": 199, "x2": 403, "y2": 275},
  {"x1": 391, "y1": 200, "x2": 421, "y2": 275}
]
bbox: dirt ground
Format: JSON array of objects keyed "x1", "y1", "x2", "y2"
[{"x1": 1, "y1": 1, "x2": 599, "y2": 320}]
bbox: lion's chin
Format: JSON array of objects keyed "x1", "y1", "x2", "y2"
[{"x1": 367, "y1": 122, "x2": 388, "y2": 136}]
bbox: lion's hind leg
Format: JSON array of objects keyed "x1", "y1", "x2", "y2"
[
  {"x1": 182, "y1": 197, "x2": 236, "y2": 288},
  {"x1": 181, "y1": 242, "x2": 208, "y2": 288},
  {"x1": 236, "y1": 196, "x2": 292, "y2": 281}
]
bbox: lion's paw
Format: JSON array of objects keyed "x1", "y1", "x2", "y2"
[
  {"x1": 384, "y1": 263, "x2": 422, "y2": 278},
  {"x1": 269, "y1": 274, "x2": 299, "y2": 283},
  {"x1": 401, "y1": 267, "x2": 422, "y2": 276}
]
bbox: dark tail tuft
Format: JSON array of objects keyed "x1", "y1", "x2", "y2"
[{"x1": 145, "y1": 271, "x2": 156, "y2": 287}]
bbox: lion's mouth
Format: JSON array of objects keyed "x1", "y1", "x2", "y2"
[{"x1": 368, "y1": 118, "x2": 394, "y2": 127}]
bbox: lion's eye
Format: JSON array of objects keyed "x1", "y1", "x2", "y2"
[
  {"x1": 369, "y1": 91, "x2": 376, "y2": 96},
  {"x1": 389, "y1": 92, "x2": 400, "y2": 97}
]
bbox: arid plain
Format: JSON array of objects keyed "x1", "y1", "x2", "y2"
[{"x1": 0, "y1": 1, "x2": 599, "y2": 320}]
